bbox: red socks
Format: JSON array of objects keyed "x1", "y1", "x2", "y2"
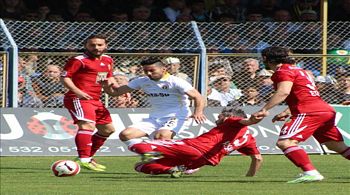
[
  {"x1": 90, "y1": 133, "x2": 108, "y2": 157},
  {"x1": 283, "y1": 146, "x2": 315, "y2": 171},
  {"x1": 75, "y1": 129, "x2": 94, "y2": 158}
]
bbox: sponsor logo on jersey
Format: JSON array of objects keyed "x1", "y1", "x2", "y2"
[{"x1": 148, "y1": 93, "x2": 170, "y2": 97}]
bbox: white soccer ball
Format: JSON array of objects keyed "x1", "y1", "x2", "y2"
[{"x1": 51, "y1": 160, "x2": 80, "y2": 177}]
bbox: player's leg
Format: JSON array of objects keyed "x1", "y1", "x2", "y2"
[
  {"x1": 277, "y1": 114, "x2": 325, "y2": 183},
  {"x1": 313, "y1": 119, "x2": 350, "y2": 160},
  {"x1": 64, "y1": 99, "x2": 104, "y2": 171},
  {"x1": 154, "y1": 117, "x2": 190, "y2": 140},
  {"x1": 90, "y1": 104, "x2": 115, "y2": 158},
  {"x1": 324, "y1": 141, "x2": 350, "y2": 159},
  {"x1": 119, "y1": 118, "x2": 157, "y2": 149}
]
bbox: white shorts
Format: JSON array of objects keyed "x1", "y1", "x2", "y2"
[{"x1": 129, "y1": 117, "x2": 192, "y2": 136}]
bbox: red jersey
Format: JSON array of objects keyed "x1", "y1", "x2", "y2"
[
  {"x1": 62, "y1": 54, "x2": 113, "y2": 100},
  {"x1": 183, "y1": 117, "x2": 250, "y2": 165},
  {"x1": 271, "y1": 64, "x2": 334, "y2": 115}
]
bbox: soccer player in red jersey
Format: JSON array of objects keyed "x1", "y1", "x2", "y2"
[
  {"x1": 129, "y1": 108, "x2": 263, "y2": 178},
  {"x1": 254, "y1": 46, "x2": 350, "y2": 183},
  {"x1": 61, "y1": 34, "x2": 116, "y2": 171}
]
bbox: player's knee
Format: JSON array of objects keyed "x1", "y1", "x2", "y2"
[
  {"x1": 252, "y1": 154, "x2": 263, "y2": 162},
  {"x1": 119, "y1": 128, "x2": 135, "y2": 141},
  {"x1": 276, "y1": 139, "x2": 298, "y2": 150}
]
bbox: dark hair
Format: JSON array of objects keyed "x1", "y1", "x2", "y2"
[
  {"x1": 84, "y1": 34, "x2": 108, "y2": 45},
  {"x1": 140, "y1": 57, "x2": 163, "y2": 66},
  {"x1": 261, "y1": 46, "x2": 296, "y2": 64},
  {"x1": 220, "y1": 107, "x2": 247, "y2": 118}
]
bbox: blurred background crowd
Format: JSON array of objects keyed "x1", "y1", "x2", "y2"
[{"x1": 1, "y1": 0, "x2": 349, "y2": 22}]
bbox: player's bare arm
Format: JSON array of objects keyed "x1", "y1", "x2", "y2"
[
  {"x1": 185, "y1": 89, "x2": 207, "y2": 123},
  {"x1": 239, "y1": 114, "x2": 262, "y2": 126},
  {"x1": 272, "y1": 107, "x2": 291, "y2": 123},
  {"x1": 104, "y1": 85, "x2": 134, "y2": 97},
  {"x1": 61, "y1": 77, "x2": 93, "y2": 100},
  {"x1": 254, "y1": 81, "x2": 293, "y2": 118},
  {"x1": 246, "y1": 154, "x2": 263, "y2": 177}
]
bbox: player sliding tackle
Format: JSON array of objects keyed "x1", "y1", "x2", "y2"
[
  {"x1": 127, "y1": 108, "x2": 262, "y2": 178},
  {"x1": 253, "y1": 46, "x2": 350, "y2": 184},
  {"x1": 103, "y1": 57, "x2": 207, "y2": 175}
]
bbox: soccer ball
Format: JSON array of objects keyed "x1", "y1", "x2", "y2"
[{"x1": 51, "y1": 160, "x2": 80, "y2": 177}]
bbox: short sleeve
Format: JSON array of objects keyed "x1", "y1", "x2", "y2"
[
  {"x1": 127, "y1": 77, "x2": 143, "y2": 90},
  {"x1": 273, "y1": 69, "x2": 295, "y2": 83},
  {"x1": 174, "y1": 77, "x2": 194, "y2": 93},
  {"x1": 62, "y1": 58, "x2": 82, "y2": 78}
]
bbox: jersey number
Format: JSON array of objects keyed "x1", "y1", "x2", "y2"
[{"x1": 299, "y1": 70, "x2": 320, "y2": 96}]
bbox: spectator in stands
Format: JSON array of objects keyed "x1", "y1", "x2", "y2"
[
  {"x1": 0, "y1": 0, "x2": 27, "y2": 20},
  {"x1": 245, "y1": 7, "x2": 263, "y2": 22},
  {"x1": 46, "y1": 12, "x2": 65, "y2": 21},
  {"x1": 32, "y1": 65, "x2": 66, "y2": 107},
  {"x1": 189, "y1": 0, "x2": 212, "y2": 22},
  {"x1": 216, "y1": 13, "x2": 237, "y2": 23},
  {"x1": 130, "y1": 5, "x2": 152, "y2": 22},
  {"x1": 110, "y1": 9, "x2": 129, "y2": 22},
  {"x1": 175, "y1": 13, "x2": 193, "y2": 22},
  {"x1": 337, "y1": 73, "x2": 350, "y2": 105},
  {"x1": 163, "y1": 0, "x2": 186, "y2": 22},
  {"x1": 21, "y1": 10, "x2": 40, "y2": 21},
  {"x1": 212, "y1": 0, "x2": 246, "y2": 22},
  {"x1": 329, "y1": 0, "x2": 350, "y2": 21},
  {"x1": 37, "y1": 4, "x2": 51, "y2": 21},
  {"x1": 163, "y1": 57, "x2": 192, "y2": 84},
  {"x1": 207, "y1": 74, "x2": 242, "y2": 106},
  {"x1": 256, "y1": 68, "x2": 274, "y2": 102},
  {"x1": 228, "y1": 84, "x2": 264, "y2": 107},
  {"x1": 61, "y1": 0, "x2": 86, "y2": 21},
  {"x1": 290, "y1": 0, "x2": 319, "y2": 21},
  {"x1": 273, "y1": 9, "x2": 293, "y2": 22},
  {"x1": 314, "y1": 75, "x2": 339, "y2": 104},
  {"x1": 233, "y1": 58, "x2": 260, "y2": 89},
  {"x1": 18, "y1": 57, "x2": 42, "y2": 107},
  {"x1": 253, "y1": 0, "x2": 281, "y2": 22},
  {"x1": 74, "y1": 10, "x2": 96, "y2": 22},
  {"x1": 299, "y1": 9, "x2": 318, "y2": 21}
]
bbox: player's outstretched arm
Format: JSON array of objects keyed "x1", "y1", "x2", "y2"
[
  {"x1": 186, "y1": 89, "x2": 207, "y2": 124},
  {"x1": 239, "y1": 114, "x2": 262, "y2": 126},
  {"x1": 246, "y1": 154, "x2": 263, "y2": 177},
  {"x1": 102, "y1": 82, "x2": 134, "y2": 97}
]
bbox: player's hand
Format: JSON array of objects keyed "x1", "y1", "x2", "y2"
[
  {"x1": 76, "y1": 91, "x2": 93, "y2": 100},
  {"x1": 272, "y1": 112, "x2": 290, "y2": 123},
  {"x1": 253, "y1": 109, "x2": 269, "y2": 120},
  {"x1": 190, "y1": 113, "x2": 207, "y2": 124}
]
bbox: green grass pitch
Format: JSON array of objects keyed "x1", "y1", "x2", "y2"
[{"x1": 1, "y1": 155, "x2": 349, "y2": 195}]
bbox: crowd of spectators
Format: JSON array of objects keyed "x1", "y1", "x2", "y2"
[{"x1": 1, "y1": 0, "x2": 349, "y2": 22}]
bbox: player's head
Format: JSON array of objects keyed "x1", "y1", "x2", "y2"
[
  {"x1": 216, "y1": 107, "x2": 247, "y2": 125},
  {"x1": 141, "y1": 57, "x2": 167, "y2": 81},
  {"x1": 261, "y1": 46, "x2": 295, "y2": 69},
  {"x1": 84, "y1": 34, "x2": 108, "y2": 58}
]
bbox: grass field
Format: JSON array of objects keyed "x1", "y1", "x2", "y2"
[{"x1": 1, "y1": 155, "x2": 349, "y2": 195}]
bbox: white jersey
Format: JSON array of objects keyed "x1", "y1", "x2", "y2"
[{"x1": 128, "y1": 73, "x2": 194, "y2": 118}]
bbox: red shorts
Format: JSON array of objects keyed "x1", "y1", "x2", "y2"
[
  {"x1": 279, "y1": 111, "x2": 343, "y2": 143},
  {"x1": 64, "y1": 98, "x2": 112, "y2": 125}
]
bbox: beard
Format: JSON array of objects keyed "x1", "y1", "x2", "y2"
[{"x1": 85, "y1": 48, "x2": 106, "y2": 58}]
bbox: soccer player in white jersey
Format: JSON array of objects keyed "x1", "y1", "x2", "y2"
[{"x1": 103, "y1": 57, "x2": 206, "y2": 149}]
